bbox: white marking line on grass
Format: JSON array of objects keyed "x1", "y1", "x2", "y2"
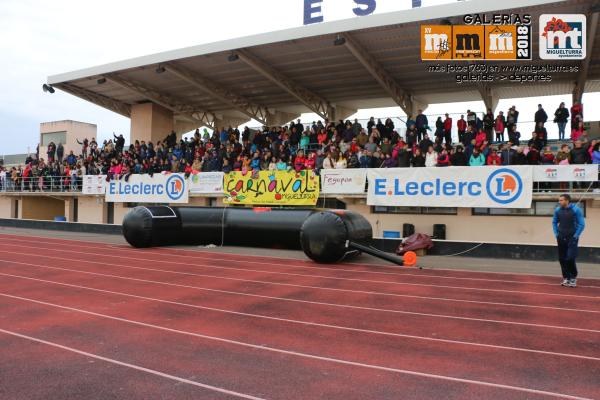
[
  {"x1": 0, "y1": 245, "x2": 598, "y2": 300},
  {"x1": 1, "y1": 272, "x2": 599, "y2": 361},
  {"x1": 2, "y1": 234, "x2": 598, "y2": 288},
  {"x1": 1, "y1": 257, "x2": 598, "y2": 318},
  {"x1": 0, "y1": 293, "x2": 593, "y2": 400},
  {"x1": 0, "y1": 327, "x2": 264, "y2": 400}
]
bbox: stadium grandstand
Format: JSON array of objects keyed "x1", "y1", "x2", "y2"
[{"x1": 0, "y1": 1, "x2": 599, "y2": 398}]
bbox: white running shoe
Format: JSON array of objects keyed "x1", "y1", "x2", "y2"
[
  {"x1": 568, "y1": 279, "x2": 577, "y2": 288},
  {"x1": 561, "y1": 279, "x2": 569, "y2": 287}
]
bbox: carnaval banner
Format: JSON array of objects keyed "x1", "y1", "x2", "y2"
[
  {"x1": 320, "y1": 169, "x2": 367, "y2": 194},
  {"x1": 367, "y1": 166, "x2": 533, "y2": 208},
  {"x1": 188, "y1": 172, "x2": 224, "y2": 194},
  {"x1": 223, "y1": 170, "x2": 320, "y2": 206},
  {"x1": 533, "y1": 165, "x2": 598, "y2": 182}
]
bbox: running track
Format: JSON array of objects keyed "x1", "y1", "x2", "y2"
[{"x1": 0, "y1": 233, "x2": 599, "y2": 399}]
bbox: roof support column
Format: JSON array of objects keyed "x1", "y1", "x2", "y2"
[
  {"x1": 266, "y1": 111, "x2": 300, "y2": 127},
  {"x1": 477, "y1": 84, "x2": 498, "y2": 113},
  {"x1": 130, "y1": 103, "x2": 173, "y2": 144},
  {"x1": 573, "y1": 9, "x2": 599, "y2": 104},
  {"x1": 327, "y1": 105, "x2": 357, "y2": 122}
]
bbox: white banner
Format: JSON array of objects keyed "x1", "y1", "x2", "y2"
[
  {"x1": 320, "y1": 169, "x2": 367, "y2": 194},
  {"x1": 533, "y1": 165, "x2": 598, "y2": 182},
  {"x1": 82, "y1": 175, "x2": 106, "y2": 195},
  {"x1": 367, "y1": 166, "x2": 533, "y2": 208},
  {"x1": 188, "y1": 172, "x2": 224, "y2": 194},
  {"x1": 105, "y1": 173, "x2": 188, "y2": 203}
]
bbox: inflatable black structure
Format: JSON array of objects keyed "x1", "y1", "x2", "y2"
[{"x1": 122, "y1": 206, "x2": 411, "y2": 265}]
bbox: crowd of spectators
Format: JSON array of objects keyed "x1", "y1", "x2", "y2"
[{"x1": 1, "y1": 101, "x2": 599, "y2": 192}]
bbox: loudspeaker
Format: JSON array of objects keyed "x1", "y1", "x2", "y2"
[
  {"x1": 402, "y1": 223, "x2": 415, "y2": 238},
  {"x1": 433, "y1": 224, "x2": 446, "y2": 240}
]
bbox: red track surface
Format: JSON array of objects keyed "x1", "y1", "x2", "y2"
[{"x1": 0, "y1": 233, "x2": 599, "y2": 399}]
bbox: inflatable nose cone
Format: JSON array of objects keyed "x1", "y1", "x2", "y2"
[{"x1": 300, "y1": 210, "x2": 372, "y2": 263}]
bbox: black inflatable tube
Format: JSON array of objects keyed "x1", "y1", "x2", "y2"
[{"x1": 122, "y1": 206, "x2": 399, "y2": 265}]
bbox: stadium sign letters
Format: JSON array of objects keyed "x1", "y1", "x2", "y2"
[
  {"x1": 303, "y1": 0, "x2": 453, "y2": 25},
  {"x1": 367, "y1": 166, "x2": 533, "y2": 208},
  {"x1": 105, "y1": 173, "x2": 188, "y2": 203}
]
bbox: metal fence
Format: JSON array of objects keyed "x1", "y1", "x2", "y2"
[
  {"x1": 0, "y1": 172, "x2": 596, "y2": 195},
  {"x1": 0, "y1": 176, "x2": 83, "y2": 193}
]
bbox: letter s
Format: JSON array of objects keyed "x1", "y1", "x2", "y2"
[{"x1": 353, "y1": 0, "x2": 376, "y2": 16}]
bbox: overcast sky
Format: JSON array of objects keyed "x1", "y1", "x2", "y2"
[{"x1": 0, "y1": 0, "x2": 597, "y2": 155}]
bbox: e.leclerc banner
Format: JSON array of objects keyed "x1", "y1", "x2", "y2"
[
  {"x1": 224, "y1": 170, "x2": 319, "y2": 206},
  {"x1": 367, "y1": 166, "x2": 533, "y2": 208},
  {"x1": 105, "y1": 173, "x2": 188, "y2": 203}
]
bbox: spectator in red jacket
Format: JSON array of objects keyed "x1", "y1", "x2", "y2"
[
  {"x1": 571, "y1": 101, "x2": 583, "y2": 129},
  {"x1": 457, "y1": 115, "x2": 467, "y2": 145},
  {"x1": 494, "y1": 112, "x2": 506, "y2": 142},
  {"x1": 304, "y1": 152, "x2": 316, "y2": 170},
  {"x1": 443, "y1": 114, "x2": 453, "y2": 145},
  {"x1": 475, "y1": 130, "x2": 487, "y2": 147},
  {"x1": 294, "y1": 150, "x2": 306, "y2": 171},
  {"x1": 487, "y1": 148, "x2": 501, "y2": 165},
  {"x1": 437, "y1": 148, "x2": 450, "y2": 167}
]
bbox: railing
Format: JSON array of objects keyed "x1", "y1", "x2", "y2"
[
  {"x1": 0, "y1": 176, "x2": 83, "y2": 193},
  {"x1": 248, "y1": 112, "x2": 570, "y2": 143},
  {"x1": 1, "y1": 171, "x2": 597, "y2": 195}
]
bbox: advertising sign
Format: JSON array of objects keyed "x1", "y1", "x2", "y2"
[
  {"x1": 188, "y1": 172, "x2": 224, "y2": 194},
  {"x1": 367, "y1": 166, "x2": 533, "y2": 208},
  {"x1": 224, "y1": 170, "x2": 319, "y2": 206},
  {"x1": 105, "y1": 173, "x2": 188, "y2": 203},
  {"x1": 320, "y1": 169, "x2": 367, "y2": 194}
]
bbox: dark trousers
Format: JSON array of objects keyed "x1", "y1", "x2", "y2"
[{"x1": 557, "y1": 236, "x2": 578, "y2": 280}]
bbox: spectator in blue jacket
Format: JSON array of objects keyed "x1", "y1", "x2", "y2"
[{"x1": 552, "y1": 194, "x2": 585, "y2": 287}]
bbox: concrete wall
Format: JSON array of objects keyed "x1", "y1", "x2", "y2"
[
  {"x1": 0, "y1": 197, "x2": 15, "y2": 218},
  {"x1": 77, "y1": 196, "x2": 106, "y2": 224},
  {"x1": 20, "y1": 197, "x2": 64, "y2": 221},
  {"x1": 0, "y1": 193, "x2": 597, "y2": 247},
  {"x1": 346, "y1": 199, "x2": 599, "y2": 247},
  {"x1": 39, "y1": 120, "x2": 97, "y2": 161}
]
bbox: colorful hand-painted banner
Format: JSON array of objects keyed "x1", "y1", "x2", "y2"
[{"x1": 223, "y1": 170, "x2": 320, "y2": 205}]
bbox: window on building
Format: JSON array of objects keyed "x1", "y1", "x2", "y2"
[
  {"x1": 472, "y1": 201, "x2": 586, "y2": 217},
  {"x1": 42, "y1": 131, "x2": 67, "y2": 146},
  {"x1": 373, "y1": 206, "x2": 457, "y2": 215}
]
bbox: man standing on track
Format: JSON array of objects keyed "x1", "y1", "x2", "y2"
[{"x1": 552, "y1": 194, "x2": 585, "y2": 287}]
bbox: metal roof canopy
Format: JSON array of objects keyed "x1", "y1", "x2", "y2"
[{"x1": 47, "y1": 0, "x2": 600, "y2": 130}]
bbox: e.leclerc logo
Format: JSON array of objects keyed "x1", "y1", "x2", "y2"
[
  {"x1": 485, "y1": 168, "x2": 523, "y2": 205},
  {"x1": 165, "y1": 174, "x2": 185, "y2": 201}
]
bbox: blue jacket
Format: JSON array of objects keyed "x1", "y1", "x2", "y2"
[{"x1": 552, "y1": 204, "x2": 585, "y2": 238}]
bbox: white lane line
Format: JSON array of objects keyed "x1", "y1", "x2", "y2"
[
  {"x1": 3, "y1": 235, "x2": 598, "y2": 288},
  {"x1": 0, "y1": 293, "x2": 592, "y2": 400},
  {"x1": 1, "y1": 257, "x2": 598, "y2": 317},
  {"x1": 0, "y1": 327, "x2": 264, "y2": 400},
  {"x1": 1, "y1": 272, "x2": 599, "y2": 361},
  {"x1": 0, "y1": 246, "x2": 598, "y2": 300}
]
